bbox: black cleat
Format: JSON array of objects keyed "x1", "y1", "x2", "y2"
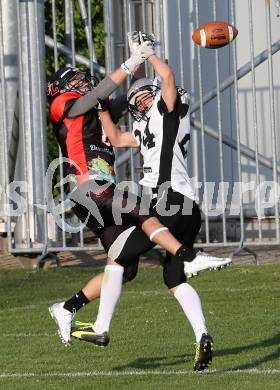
[
  {"x1": 71, "y1": 321, "x2": 110, "y2": 347},
  {"x1": 193, "y1": 333, "x2": 214, "y2": 371}
]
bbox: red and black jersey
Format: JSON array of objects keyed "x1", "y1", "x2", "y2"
[{"x1": 49, "y1": 91, "x2": 115, "y2": 183}]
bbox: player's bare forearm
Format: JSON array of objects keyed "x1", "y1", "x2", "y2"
[
  {"x1": 147, "y1": 55, "x2": 177, "y2": 112},
  {"x1": 147, "y1": 55, "x2": 172, "y2": 78},
  {"x1": 99, "y1": 111, "x2": 138, "y2": 148},
  {"x1": 131, "y1": 63, "x2": 146, "y2": 82}
]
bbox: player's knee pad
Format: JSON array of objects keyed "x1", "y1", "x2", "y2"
[
  {"x1": 162, "y1": 256, "x2": 186, "y2": 289},
  {"x1": 122, "y1": 261, "x2": 139, "y2": 284}
]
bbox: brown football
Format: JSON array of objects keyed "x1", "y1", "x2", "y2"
[{"x1": 192, "y1": 21, "x2": 238, "y2": 49}]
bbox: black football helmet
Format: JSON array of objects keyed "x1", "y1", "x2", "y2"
[
  {"x1": 46, "y1": 66, "x2": 99, "y2": 103},
  {"x1": 127, "y1": 77, "x2": 160, "y2": 121}
]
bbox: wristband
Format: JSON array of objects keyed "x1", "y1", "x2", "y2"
[{"x1": 121, "y1": 62, "x2": 131, "y2": 75}]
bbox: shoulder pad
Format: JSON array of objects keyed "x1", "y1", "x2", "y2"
[{"x1": 176, "y1": 87, "x2": 190, "y2": 105}]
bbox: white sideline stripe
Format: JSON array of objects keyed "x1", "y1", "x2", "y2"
[
  {"x1": 0, "y1": 369, "x2": 279, "y2": 378},
  {"x1": 2, "y1": 333, "x2": 55, "y2": 337},
  {"x1": 2, "y1": 299, "x2": 72, "y2": 313},
  {"x1": 125, "y1": 285, "x2": 280, "y2": 295},
  {"x1": 3, "y1": 304, "x2": 43, "y2": 312},
  {"x1": 3, "y1": 301, "x2": 60, "y2": 313},
  {"x1": 1, "y1": 284, "x2": 279, "y2": 313}
]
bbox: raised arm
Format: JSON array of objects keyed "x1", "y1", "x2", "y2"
[
  {"x1": 67, "y1": 68, "x2": 132, "y2": 118},
  {"x1": 68, "y1": 39, "x2": 155, "y2": 118},
  {"x1": 147, "y1": 54, "x2": 177, "y2": 112}
]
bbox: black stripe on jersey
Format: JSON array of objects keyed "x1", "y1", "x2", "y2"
[
  {"x1": 156, "y1": 109, "x2": 180, "y2": 187},
  {"x1": 64, "y1": 98, "x2": 79, "y2": 118},
  {"x1": 53, "y1": 121, "x2": 68, "y2": 158}
]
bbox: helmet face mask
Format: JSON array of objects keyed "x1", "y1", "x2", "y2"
[
  {"x1": 65, "y1": 73, "x2": 92, "y2": 94},
  {"x1": 127, "y1": 78, "x2": 160, "y2": 121},
  {"x1": 135, "y1": 92, "x2": 154, "y2": 116},
  {"x1": 46, "y1": 67, "x2": 99, "y2": 102}
]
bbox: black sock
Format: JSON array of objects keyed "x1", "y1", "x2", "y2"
[
  {"x1": 175, "y1": 246, "x2": 196, "y2": 262},
  {"x1": 63, "y1": 290, "x2": 90, "y2": 313}
]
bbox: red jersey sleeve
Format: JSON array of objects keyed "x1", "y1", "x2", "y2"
[{"x1": 49, "y1": 92, "x2": 81, "y2": 122}]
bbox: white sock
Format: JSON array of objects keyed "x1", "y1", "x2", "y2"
[
  {"x1": 174, "y1": 282, "x2": 208, "y2": 342},
  {"x1": 93, "y1": 264, "x2": 124, "y2": 334}
]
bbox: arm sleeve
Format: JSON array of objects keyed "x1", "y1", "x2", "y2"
[
  {"x1": 157, "y1": 92, "x2": 189, "y2": 119},
  {"x1": 67, "y1": 75, "x2": 119, "y2": 117}
]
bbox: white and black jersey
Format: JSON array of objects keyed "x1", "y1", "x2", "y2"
[{"x1": 132, "y1": 88, "x2": 197, "y2": 201}]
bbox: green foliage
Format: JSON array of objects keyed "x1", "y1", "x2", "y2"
[{"x1": 44, "y1": 0, "x2": 105, "y2": 167}]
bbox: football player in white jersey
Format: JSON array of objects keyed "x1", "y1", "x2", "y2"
[
  {"x1": 98, "y1": 31, "x2": 231, "y2": 278},
  {"x1": 71, "y1": 32, "x2": 232, "y2": 371}
]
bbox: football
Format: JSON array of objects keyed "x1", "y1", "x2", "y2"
[{"x1": 192, "y1": 21, "x2": 238, "y2": 49}]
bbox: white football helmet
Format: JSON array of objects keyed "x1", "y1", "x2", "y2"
[{"x1": 127, "y1": 77, "x2": 160, "y2": 121}]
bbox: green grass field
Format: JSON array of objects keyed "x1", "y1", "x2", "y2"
[{"x1": 0, "y1": 263, "x2": 279, "y2": 389}]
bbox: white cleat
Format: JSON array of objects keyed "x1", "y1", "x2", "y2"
[
  {"x1": 49, "y1": 302, "x2": 76, "y2": 346},
  {"x1": 184, "y1": 251, "x2": 232, "y2": 278}
]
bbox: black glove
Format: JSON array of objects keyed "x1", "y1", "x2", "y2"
[{"x1": 97, "y1": 98, "x2": 110, "y2": 112}]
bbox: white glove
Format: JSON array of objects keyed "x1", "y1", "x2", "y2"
[
  {"x1": 140, "y1": 32, "x2": 156, "y2": 45},
  {"x1": 127, "y1": 31, "x2": 140, "y2": 55},
  {"x1": 139, "y1": 32, "x2": 155, "y2": 59},
  {"x1": 121, "y1": 39, "x2": 155, "y2": 74},
  {"x1": 127, "y1": 31, "x2": 156, "y2": 57}
]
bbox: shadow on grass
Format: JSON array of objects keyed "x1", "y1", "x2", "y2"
[
  {"x1": 214, "y1": 332, "x2": 280, "y2": 358},
  {"x1": 232, "y1": 348, "x2": 280, "y2": 370},
  {"x1": 225, "y1": 333, "x2": 280, "y2": 370},
  {"x1": 112, "y1": 333, "x2": 280, "y2": 371},
  {"x1": 112, "y1": 354, "x2": 192, "y2": 371}
]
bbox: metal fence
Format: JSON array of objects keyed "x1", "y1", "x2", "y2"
[{"x1": 0, "y1": 0, "x2": 279, "y2": 266}]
